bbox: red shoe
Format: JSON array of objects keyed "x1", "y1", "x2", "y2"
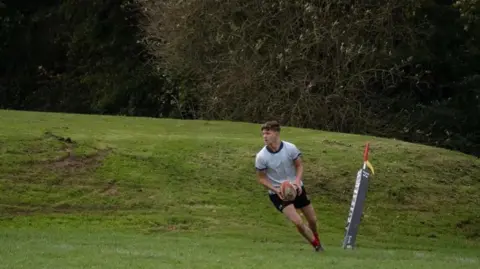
[
  {"x1": 315, "y1": 244, "x2": 325, "y2": 252},
  {"x1": 312, "y1": 233, "x2": 324, "y2": 252}
]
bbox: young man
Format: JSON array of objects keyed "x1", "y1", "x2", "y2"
[{"x1": 255, "y1": 120, "x2": 324, "y2": 252}]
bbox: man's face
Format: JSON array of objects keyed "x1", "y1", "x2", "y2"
[{"x1": 262, "y1": 129, "x2": 278, "y2": 145}]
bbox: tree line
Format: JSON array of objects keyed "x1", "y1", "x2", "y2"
[{"x1": 1, "y1": 0, "x2": 479, "y2": 157}]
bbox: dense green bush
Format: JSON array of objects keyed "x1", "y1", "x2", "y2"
[
  {"x1": 0, "y1": 0, "x2": 176, "y2": 117},
  {"x1": 0, "y1": 0, "x2": 478, "y2": 156},
  {"x1": 138, "y1": 0, "x2": 479, "y2": 156}
]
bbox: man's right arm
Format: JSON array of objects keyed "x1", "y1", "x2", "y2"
[
  {"x1": 256, "y1": 169, "x2": 277, "y2": 193},
  {"x1": 255, "y1": 154, "x2": 278, "y2": 193}
]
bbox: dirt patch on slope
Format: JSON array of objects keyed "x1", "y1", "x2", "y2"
[
  {"x1": 42, "y1": 131, "x2": 111, "y2": 174},
  {"x1": 47, "y1": 147, "x2": 111, "y2": 172}
]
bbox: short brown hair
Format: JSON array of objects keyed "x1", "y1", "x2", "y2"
[{"x1": 261, "y1": 120, "x2": 281, "y2": 132}]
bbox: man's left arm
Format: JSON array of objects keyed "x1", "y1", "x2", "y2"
[
  {"x1": 294, "y1": 157, "x2": 303, "y2": 188},
  {"x1": 290, "y1": 144, "x2": 303, "y2": 193},
  {"x1": 294, "y1": 156, "x2": 303, "y2": 183}
]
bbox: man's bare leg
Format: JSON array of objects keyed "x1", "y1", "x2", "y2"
[
  {"x1": 282, "y1": 204, "x2": 316, "y2": 245},
  {"x1": 300, "y1": 204, "x2": 318, "y2": 235},
  {"x1": 300, "y1": 204, "x2": 324, "y2": 250}
]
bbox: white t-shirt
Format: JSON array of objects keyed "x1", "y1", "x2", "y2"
[{"x1": 255, "y1": 140, "x2": 303, "y2": 194}]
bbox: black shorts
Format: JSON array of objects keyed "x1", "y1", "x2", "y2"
[{"x1": 269, "y1": 186, "x2": 311, "y2": 212}]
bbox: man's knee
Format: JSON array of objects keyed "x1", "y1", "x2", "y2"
[
  {"x1": 292, "y1": 217, "x2": 303, "y2": 227},
  {"x1": 283, "y1": 206, "x2": 303, "y2": 226},
  {"x1": 292, "y1": 217, "x2": 307, "y2": 233},
  {"x1": 307, "y1": 214, "x2": 317, "y2": 225},
  {"x1": 300, "y1": 205, "x2": 317, "y2": 223}
]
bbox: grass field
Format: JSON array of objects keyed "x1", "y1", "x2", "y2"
[{"x1": 1, "y1": 109, "x2": 479, "y2": 268}]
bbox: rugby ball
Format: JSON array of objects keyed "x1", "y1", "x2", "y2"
[{"x1": 280, "y1": 181, "x2": 297, "y2": 201}]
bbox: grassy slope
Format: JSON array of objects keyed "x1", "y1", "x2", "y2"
[{"x1": 1, "y1": 109, "x2": 479, "y2": 268}]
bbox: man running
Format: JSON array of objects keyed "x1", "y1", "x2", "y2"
[{"x1": 255, "y1": 120, "x2": 324, "y2": 252}]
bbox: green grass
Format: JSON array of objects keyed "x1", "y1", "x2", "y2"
[
  {"x1": 0, "y1": 109, "x2": 479, "y2": 268},
  {"x1": 1, "y1": 227, "x2": 479, "y2": 269}
]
